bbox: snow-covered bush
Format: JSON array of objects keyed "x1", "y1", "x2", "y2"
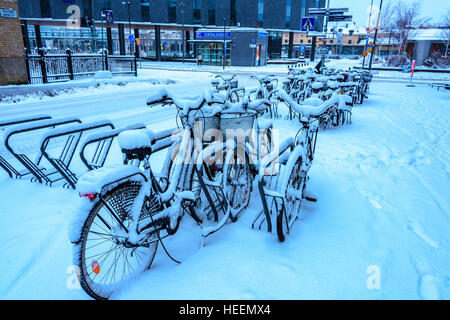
[
  {"x1": 385, "y1": 54, "x2": 411, "y2": 67},
  {"x1": 423, "y1": 51, "x2": 450, "y2": 69}
]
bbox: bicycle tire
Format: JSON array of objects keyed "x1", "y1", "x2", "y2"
[
  {"x1": 75, "y1": 181, "x2": 158, "y2": 300},
  {"x1": 276, "y1": 159, "x2": 304, "y2": 242},
  {"x1": 223, "y1": 148, "x2": 251, "y2": 222}
]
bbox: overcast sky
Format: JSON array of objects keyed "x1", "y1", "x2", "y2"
[{"x1": 329, "y1": 0, "x2": 448, "y2": 27}]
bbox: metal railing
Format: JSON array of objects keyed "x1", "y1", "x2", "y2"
[{"x1": 25, "y1": 49, "x2": 137, "y2": 84}]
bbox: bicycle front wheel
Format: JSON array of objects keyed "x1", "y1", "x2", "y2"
[{"x1": 75, "y1": 182, "x2": 158, "y2": 300}]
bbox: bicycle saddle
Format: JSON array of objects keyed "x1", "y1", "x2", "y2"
[{"x1": 118, "y1": 129, "x2": 155, "y2": 161}]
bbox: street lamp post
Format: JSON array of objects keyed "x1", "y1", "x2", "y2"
[
  {"x1": 181, "y1": 2, "x2": 185, "y2": 63},
  {"x1": 223, "y1": 18, "x2": 226, "y2": 70},
  {"x1": 368, "y1": 0, "x2": 384, "y2": 70},
  {"x1": 101, "y1": 10, "x2": 106, "y2": 70},
  {"x1": 121, "y1": 1, "x2": 132, "y2": 55}
]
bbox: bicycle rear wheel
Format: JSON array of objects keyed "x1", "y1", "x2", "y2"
[
  {"x1": 224, "y1": 149, "x2": 251, "y2": 221},
  {"x1": 276, "y1": 159, "x2": 304, "y2": 242},
  {"x1": 75, "y1": 182, "x2": 158, "y2": 300}
]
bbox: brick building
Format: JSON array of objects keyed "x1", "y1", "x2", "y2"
[{"x1": 0, "y1": 0, "x2": 27, "y2": 85}]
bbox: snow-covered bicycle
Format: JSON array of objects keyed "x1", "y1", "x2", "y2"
[
  {"x1": 254, "y1": 89, "x2": 332, "y2": 241},
  {"x1": 69, "y1": 88, "x2": 269, "y2": 300}
]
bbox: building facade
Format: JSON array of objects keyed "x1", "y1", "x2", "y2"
[
  {"x1": 17, "y1": 0, "x2": 326, "y2": 61},
  {"x1": 0, "y1": 0, "x2": 28, "y2": 85}
]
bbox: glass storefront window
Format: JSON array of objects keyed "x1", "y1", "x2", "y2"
[
  {"x1": 197, "y1": 42, "x2": 231, "y2": 65},
  {"x1": 25, "y1": 25, "x2": 194, "y2": 58}
]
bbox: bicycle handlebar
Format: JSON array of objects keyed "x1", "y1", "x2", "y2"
[{"x1": 215, "y1": 74, "x2": 237, "y2": 82}]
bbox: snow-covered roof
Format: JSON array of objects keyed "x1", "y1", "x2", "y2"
[
  {"x1": 410, "y1": 28, "x2": 447, "y2": 41},
  {"x1": 326, "y1": 22, "x2": 367, "y2": 35}
]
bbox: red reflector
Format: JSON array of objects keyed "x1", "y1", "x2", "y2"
[{"x1": 80, "y1": 192, "x2": 97, "y2": 200}]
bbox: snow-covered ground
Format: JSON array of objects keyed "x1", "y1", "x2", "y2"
[{"x1": 0, "y1": 68, "x2": 449, "y2": 300}]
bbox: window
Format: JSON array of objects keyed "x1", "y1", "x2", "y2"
[
  {"x1": 168, "y1": 0, "x2": 176, "y2": 23},
  {"x1": 348, "y1": 39, "x2": 352, "y2": 44},
  {"x1": 208, "y1": 0, "x2": 216, "y2": 25},
  {"x1": 141, "y1": 0, "x2": 150, "y2": 21},
  {"x1": 40, "y1": 0, "x2": 51, "y2": 18},
  {"x1": 285, "y1": 0, "x2": 292, "y2": 28},
  {"x1": 257, "y1": 0, "x2": 264, "y2": 24},
  {"x1": 101, "y1": 0, "x2": 112, "y2": 9},
  {"x1": 230, "y1": 0, "x2": 237, "y2": 26},
  {"x1": 193, "y1": 0, "x2": 201, "y2": 24},
  {"x1": 82, "y1": 0, "x2": 92, "y2": 16},
  {"x1": 301, "y1": 0, "x2": 306, "y2": 17},
  {"x1": 308, "y1": 39, "x2": 311, "y2": 43},
  {"x1": 300, "y1": 39, "x2": 303, "y2": 43}
]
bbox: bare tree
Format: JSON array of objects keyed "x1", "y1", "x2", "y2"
[
  {"x1": 380, "y1": 0, "x2": 396, "y2": 55},
  {"x1": 390, "y1": 0, "x2": 430, "y2": 54},
  {"x1": 441, "y1": 10, "x2": 450, "y2": 57},
  {"x1": 380, "y1": 0, "x2": 395, "y2": 31}
]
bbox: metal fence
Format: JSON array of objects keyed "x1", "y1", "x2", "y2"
[{"x1": 25, "y1": 49, "x2": 137, "y2": 84}]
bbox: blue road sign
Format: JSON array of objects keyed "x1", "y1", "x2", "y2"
[
  {"x1": 299, "y1": 45, "x2": 306, "y2": 52},
  {"x1": 104, "y1": 10, "x2": 114, "y2": 23},
  {"x1": 301, "y1": 17, "x2": 315, "y2": 31},
  {"x1": 128, "y1": 34, "x2": 134, "y2": 43}
]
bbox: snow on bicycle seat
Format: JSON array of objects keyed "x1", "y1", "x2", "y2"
[
  {"x1": 327, "y1": 81, "x2": 339, "y2": 89},
  {"x1": 311, "y1": 81, "x2": 323, "y2": 89},
  {"x1": 118, "y1": 129, "x2": 155, "y2": 160}
]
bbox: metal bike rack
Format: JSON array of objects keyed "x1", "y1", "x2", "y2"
[
  {"x1": 79, "y1": 123, "x2": 147, "y2": 171},
  {"x1": 2, "y1": 117, "x2": 82, "y2": 182},
  {"x1": 0, "y1": 114, "x2": 53, "y2": 178},
  {"x1": 0, "y1": 114, "x2": 52, "y2": 130},
  {"x1": 39, "y1": 120, "x2": 115, "y2": 189}
]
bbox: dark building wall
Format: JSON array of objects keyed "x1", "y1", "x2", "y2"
[
  {"x1": 17, "y1": 0, "x2": 38, "y2": 18},
  {"x1": 215, "y1": 0, "x2": 230, "y2": 26},
  {"x1": 102, "y1": 0, "x2": 141, "y2": 22},
  {"x1": 150, "y1": 0, "x2": 168, "y2": 23},
  {"x1": 263, "y1": 0, "x2": 286, "y2": 29},
  {"x1": 290, "y1": 0, "x2": 302, "y2": 30},
  {"x1": 17, "y1": 0, "x2": 326, "y2": 30},
  {"x1": 200, "y1": 0, "x2": 208, "y2": 25},
  {"x1": 176, "y1": 0, "x2": 193, "y2": 25},
  {"x1": 236, "y1": 0, "x2": 258, "y2": 28}
]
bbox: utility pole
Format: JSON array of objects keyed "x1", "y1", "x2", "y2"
[
  {"x1": 368, "y1": 0, "x2": 383, "y2": 70},
  {"x1": 363, "y1": 0, "x2": 374, "y2": 69}
]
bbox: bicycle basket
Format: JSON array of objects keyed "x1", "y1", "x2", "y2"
[
  {"x1": 220, "y1": 113, "x2": 255, "y2": 142},
  {"x1": 229, "y1": 80, "x2": 238, "y2": 89},
  {"x1": 193, "y1": 114, "x2": 221, "y2": 139}
]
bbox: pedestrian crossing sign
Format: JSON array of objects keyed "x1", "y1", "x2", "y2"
[{"x1": 301, "y1": 17, "x2": 315, "y2": 31}]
